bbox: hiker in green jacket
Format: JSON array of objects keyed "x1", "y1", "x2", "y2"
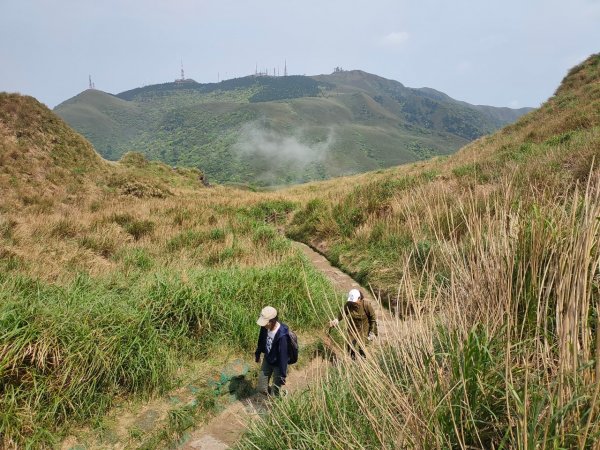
[{"x1": 329, "y1": 289, "x2": 378, "y2": 359}]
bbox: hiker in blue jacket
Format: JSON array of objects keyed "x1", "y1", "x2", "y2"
[{"x1": 255, "y1": 306, "x2": 289, "y2": 396}]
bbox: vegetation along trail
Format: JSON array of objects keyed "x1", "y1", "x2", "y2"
[
  {"x1": 3, "y1": 50, "x2": 598, "y2": 450},
  {"x1": 178, "y1": 241, "x2": 394, "y2": 449}
]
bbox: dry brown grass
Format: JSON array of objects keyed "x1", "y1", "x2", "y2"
[
  {"x1": 0, "y1": 93, "x2": 308, "y2": 281},
  {"x1": 241, "y1": 167, "x2": 600, "y2": 449},
  {"x1": 1, "y1": 184, "x2": 300, "y2": 281}
]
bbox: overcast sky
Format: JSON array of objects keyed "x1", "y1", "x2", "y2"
[{"x1": 1, "y1": 0, "x2": 598, "y2": 109}]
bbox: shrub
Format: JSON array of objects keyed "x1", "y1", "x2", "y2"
[
  {"x1": 167, "y1": 230, "x2": 206, "y2": 252},
  {"x1": 123, "y1": 248, "x2": 154, "y2": 270},
  {"x1": 124, "y1": 220, "x2": 155, "y2": 241}
]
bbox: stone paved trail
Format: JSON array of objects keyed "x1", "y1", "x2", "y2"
[{"x1": 179, "y1": 242, "x2": 393, "y2": 450}]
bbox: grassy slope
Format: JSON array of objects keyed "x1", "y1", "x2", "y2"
[
  {"x1": 235, "y1": 54, "x2": 600, "y2": 449},
  {"x1": 285, "y1": 54, "x2": 600, "y2": 300},
  {"x1": 0, "y1": 94, "x2": 338, "y2": 448},
  {"x1": 0, "y1": 93, "x2": 108, "y2": 213},
  {"x1": 54, "y1": 72, "x2": 529, "y2": 186},
  {"x1": 53, "y1": 89, "x2": 146, "y2": 160},
  {"x1": 3, "y1": 53, "x2": 596, "y2": 448}
]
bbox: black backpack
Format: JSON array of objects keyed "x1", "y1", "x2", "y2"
[{"x1": 287, "y1": 329, "x2": 299, "y2": 364}]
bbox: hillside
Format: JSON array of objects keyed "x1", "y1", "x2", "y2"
[
  {"x1": 233, "y1": 53, "x2": 600, "y2": 449},
  {"x1": 2, "y1": 54, "x2": 599, "y2": 449},
  {"x1": 0, "y1": 92, "x2": 339, "y2": 448},
  {"x1": 54, "y1": 71, "x2": 531, "y2": 186},
  {"x1": 286, "y1": 54, "x2": 600, "y2": 303},
  {"x1": 0, "y1": 92, "x2": 206, "y2": 230},
  {"x1": 0, "y1": 93, "x2": 109, "y2": 212}
]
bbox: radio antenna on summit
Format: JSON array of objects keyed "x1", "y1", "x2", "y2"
[
  {"x1": 88, "y1": 75, "x2": 95, "y2": 89},
  {"x1": 176, "y1": 60, "x2": 187, "y2": 83}
]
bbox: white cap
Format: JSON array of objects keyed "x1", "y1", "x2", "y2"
[
  {"x1": 257, "y1": 306, "x2": 277, "y2": 326},
  {"x1": 347, "y1": 289, "x2": 361, "y2": 302}
]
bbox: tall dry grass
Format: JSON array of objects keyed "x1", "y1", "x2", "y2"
[{"x1": 240, "y1": 169, "x2": 600, "y2": 449}]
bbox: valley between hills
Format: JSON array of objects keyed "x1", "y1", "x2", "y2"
[{"x1": 0, "y1": 54, "x2": 599, "y2": 448}]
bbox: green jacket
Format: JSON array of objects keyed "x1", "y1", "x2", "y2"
[{"x1": 338, "y1": 299, "x2": 378, "y2": 339}]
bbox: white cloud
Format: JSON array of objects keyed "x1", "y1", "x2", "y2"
[
  {"x1": 509, "y1": 100, "x2": 520, "y2": 108},
  {"x1": 380, "y1": 31, "x2": 409, "y2": 47},
  {"x1": 233, "y1": 123, "x2": 336, "y2": 166}
]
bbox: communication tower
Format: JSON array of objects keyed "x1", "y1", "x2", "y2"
[{"x1": 176, "y1": 60, "x2": 189, "y2": 83}]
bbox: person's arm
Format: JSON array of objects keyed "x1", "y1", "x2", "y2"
[
  {"x1": 366, "y1": 302, "x2": 378, "y2": 336},
  {"x1": 255, "y1": 328, "x2": 266, "y2": 362},
  {"x1": 330, "y1": 303, "x2": 348, "y2": 327}
]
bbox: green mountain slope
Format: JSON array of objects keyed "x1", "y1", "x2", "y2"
[{"x1": 55, "y1": 71, "x2": 531, "y2": 186}]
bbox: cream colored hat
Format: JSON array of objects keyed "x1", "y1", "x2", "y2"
[{"x1": 257, "y1": 306, "x2": 277, "y2": 326}]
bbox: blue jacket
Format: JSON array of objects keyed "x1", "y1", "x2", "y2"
[{"x1": 255, "y1": 322, "x2": 289, "y2": 378}]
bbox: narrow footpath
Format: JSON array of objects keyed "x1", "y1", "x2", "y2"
[{"x1": 179, "y1": 242, "x2": 393, "y2": 450}]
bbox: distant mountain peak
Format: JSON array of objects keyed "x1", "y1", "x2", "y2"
[{"x1": 54, "y1": 68, "x2": 533, "y2": 186}]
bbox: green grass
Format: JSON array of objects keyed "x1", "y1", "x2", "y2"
[{"x1": 0, "y1": 252, "x2": 337, "y2": 447}]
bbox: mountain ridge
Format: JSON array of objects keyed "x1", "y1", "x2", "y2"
[{"x1": 55, "y1": 69, "x2": 533, "y2": 186}]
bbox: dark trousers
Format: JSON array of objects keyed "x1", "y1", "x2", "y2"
[
  {"x1": 257, "y1": 358, "x2": 283, "y2": 396},
  {"x1": 347, "y1": 338, "x2": 366, "y2": 360}
]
